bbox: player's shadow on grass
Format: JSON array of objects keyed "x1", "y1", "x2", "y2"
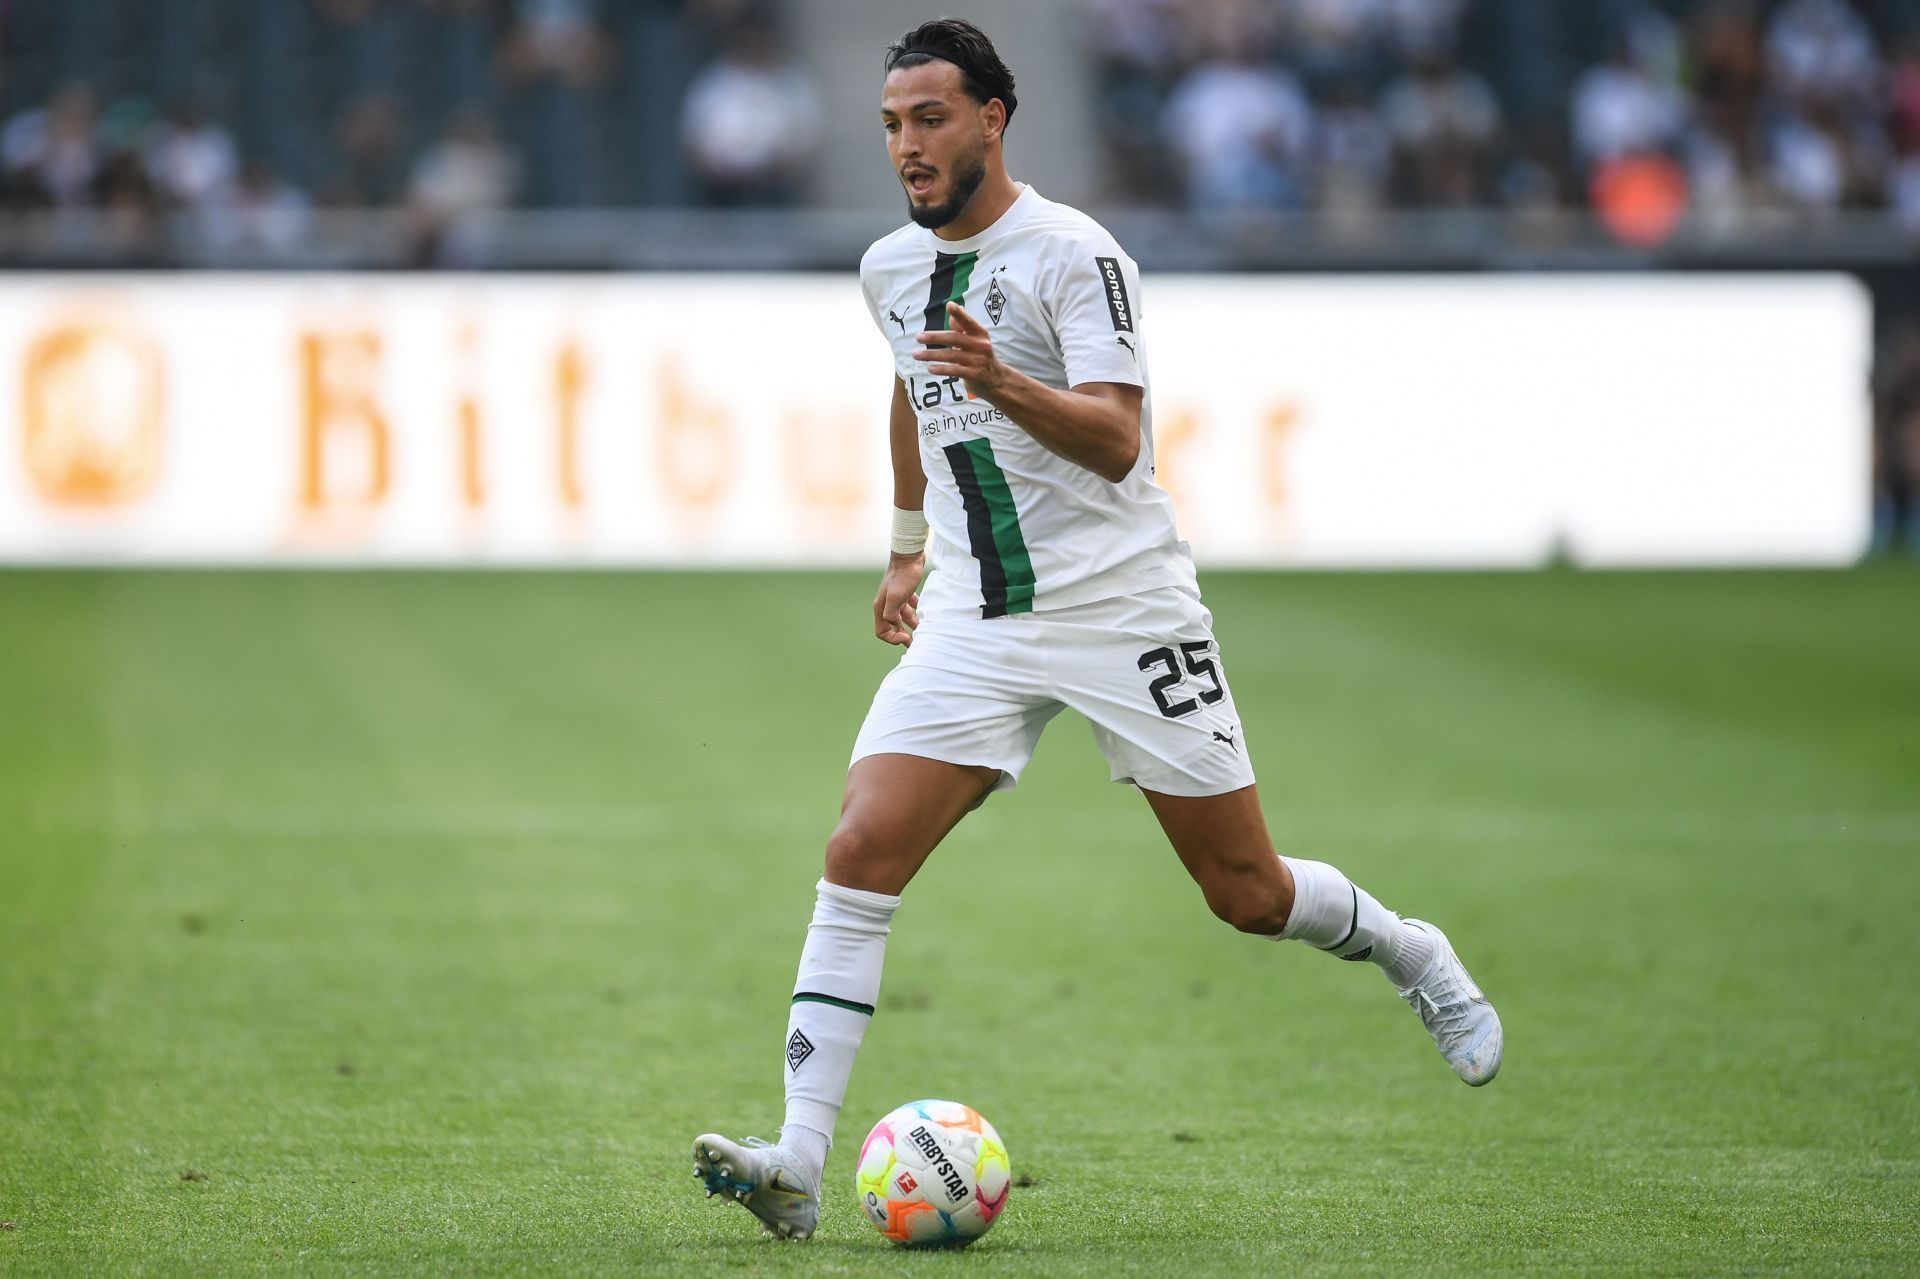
[{"x1": 696, "y1": 1235, "x2": 1019, "y2": 1261}]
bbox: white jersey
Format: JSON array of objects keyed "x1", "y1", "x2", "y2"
[{"x1": 859, "y1": 186, "x2": 1198, "y2": 619}]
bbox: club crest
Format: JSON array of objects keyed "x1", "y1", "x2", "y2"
[{"x1": 985, "y1": 274, "x2": 1008, "y2": 325}]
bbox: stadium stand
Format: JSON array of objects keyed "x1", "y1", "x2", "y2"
[
  {"x1": 0, "y1": 0, "x2": 1915, "y2": 548},
  {"x1": 7, "y1": 0, "x2": 1920, "y2": 226}
]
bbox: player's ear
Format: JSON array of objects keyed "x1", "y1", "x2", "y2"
[{"x1": 979, "y1": 97, "x2": 1006, "y2": 145}]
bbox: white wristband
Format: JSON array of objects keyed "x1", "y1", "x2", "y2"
[{"x1": 890, "y1": 506, "x2": 929, "y2": 555}]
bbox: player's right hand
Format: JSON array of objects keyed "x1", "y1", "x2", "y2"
[{"x1": 873, "y1": 553, "x2": 925, "y2": 646}]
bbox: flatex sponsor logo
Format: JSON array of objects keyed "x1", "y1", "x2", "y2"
[
  {"x1": 921, "y1": 403, "x2": 1007, "y2": 438},
  {"x1": 910, "y1": 374, "x2": 1008, "y2": 435},
  {"x1": 911, "y1": 373, "x2": 973, "y2": 410},
  {"x1": 1096, "y1": 256, "x2": 1134, "y2": 333}
]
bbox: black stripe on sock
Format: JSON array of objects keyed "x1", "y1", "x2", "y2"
[
  {"x1": 1322, "y1": 883, "x2": 1360, "y2": 954},
  {"x1": 791, "y1": 991, "x2": 876, "y2": 1016},
  {"x1": 943, "y1": 441, "x2": 1010, "y2": 619},
  {"x1": 923, "y1": 251, "x2": 960, "y2": 333}
]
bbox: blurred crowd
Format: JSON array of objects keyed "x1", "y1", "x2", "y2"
[
  {"x1": 0, "y1": 0, "x2": 819, "y2": 261},
  {"x1": 1094, "y1": 0, "x2": 1920, "y2": 238},
  {"x1": 5, "y1": 0, "x2": 1920, "y2": 248}
]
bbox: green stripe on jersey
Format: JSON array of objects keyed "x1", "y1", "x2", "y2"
[
  {"x1": 922, "y1": 250, "x2": 979, "y2": 332},
  {"x1": 944, "y1": 437, "x2": 1035, "y2": 618},
  {"x1": 922, "y1": 248, "x2": 1029, "y2": 617}
]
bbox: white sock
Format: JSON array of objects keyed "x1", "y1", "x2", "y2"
[
  {"x1": 782, "y1": 878, "x2": 898, "y2": 1179},
  {"x1": 1276, "y1": 856, "x2": 1434, "y2": 985},
  {"x1": 780, "y1": 1123, "x2": 831, "y2": 1179}
]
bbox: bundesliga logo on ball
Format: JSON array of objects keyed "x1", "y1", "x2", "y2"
[{"x1": 855, "y1": 1100, "x2": 1010, "y2": 1246}]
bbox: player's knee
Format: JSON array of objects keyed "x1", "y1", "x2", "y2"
[
  {"x1": 823, "y1": 821, "x2": 884, "y2": 886},
  {"x1": 1204, "y1": 860, "x2": 1291, "y2": 936},
  {"x1": 1211, "y1": 893, "x2": 1285, "y2": 936}
]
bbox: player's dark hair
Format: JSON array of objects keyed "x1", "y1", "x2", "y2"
[{"x1": 884, "y1": 17, "x2": 1018, "y2": 128}]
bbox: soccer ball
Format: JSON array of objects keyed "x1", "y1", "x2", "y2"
[{"x1": 854, "y1": 1099, "x2": 1011, "y2": 1246}]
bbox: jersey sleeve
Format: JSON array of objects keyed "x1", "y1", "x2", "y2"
[
  {"x1": 857, "y1": 246, "x2": 893, "y2": 340},
  {"x1": 1046, "y1": 236, "x2": 1146, "y2": 390}
]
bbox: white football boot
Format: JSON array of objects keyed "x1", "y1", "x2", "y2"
[
  {"x1": 691, "y1": 1134, "x2": 819, "y2": 1240},
  {"x1": 1395, "y1": 920, "x2": 1503, "y2": 1086}
]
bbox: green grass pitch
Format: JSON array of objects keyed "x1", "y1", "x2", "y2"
[{"x1": 2, "y1": 566, "x2": 1917, "y2": 1276}]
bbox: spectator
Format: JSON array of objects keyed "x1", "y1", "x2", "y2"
[
  {"x1": 1087, "y1": 0, "x2": 1186, "y2": 202},
  {"x1": 2, "y1": 81, "x2": 102, "y2": 208},
  {"x1": 205, "y1": 155, "x2": 313, "y2": 258},
  {"x1": 93, "y1": 98, "x2": 165, "y2": 259},
  {"x1": 502, "y1": 0, "x2": 610, "y2": 89},
  {"x1": 680, "y1": 21, "x2": 821, "y2": 208},
  {"x1": 1313, "y1": 72, "x2": 1393, "y2": 213},
  {"x1": 1682, "y1": 116, "x2": 1754, "y2": 230},
  {"x1": 1590, "y1": 150, "x2": 1689, "y2": 245},
  {"x1": 1685, "y1": 2, "x2": 1769, "y2": 225},
  {"x1": 407, "y1": 108, "x2": 517, "y2": 264},
  {"x1": 1379, "y1": 48, "x2": 1502, "y2": 205},
  {"x1": 145, "y1": 100, "x2": 240, "y2": 212},
  {"x1": 1163, "y1": 41, "x2": 1315, "y2": 210},
  {"x1": 1621, "y1": 2, "x2": 1687, "y2": 94},
  {"x1": 1691, "y1": 1, "x2": 1768, "y2": 133},
  {"x1": 1884, "y1": 137, "x2": 1920, "y2": 232},
  {"x1": 1180, "y1": 0, "x2": 1287, "y2": 68},
  {"x1": 1765, "y1": 105, "x2": 1846, "y2": 209},
  {"x1": 1379, "y1": 0, "x2": 1467, "y2": 61},
  {"x1": 409, "y1": 109, "x2": 516, "y2": 219},
  {"x1": 1765, "y1": 97, "x2": 1886, "y2": 211},
  {"x1": 1888, "y1": 35, "x2": 1920, "y2": 230},
  {"x1": 1088, "y1": 0, "x2": 1187, "y2": 81},
  {"x1": 321, "y1": 92, "x2": 407, "y2": 207},
  {"x1": 1571, "y1": 39, "x2": 1686, "y2": 170},
  {"x1": 1498, "y1": 124, "x2": 1568, "y2": 221},
  {"x1": 1284, "y1": 0, "x2": 1387, "y2": 88},
  {"x1": 1891, "y1": 32, "x2": 1920, "y2": 154},
  {"x1": 97, "y1": 107, "x2": 158, "y2": 204},
  {"x1": 502, "y1": 0, "x2": 611, "y2": 206},
  {"x1": 1765, "y1": 0, "x2": 1879, "y2": 113}
]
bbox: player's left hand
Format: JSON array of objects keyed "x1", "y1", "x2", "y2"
[{"x1": 915, "y1": 303, "x2": 1006, "y2": 399}]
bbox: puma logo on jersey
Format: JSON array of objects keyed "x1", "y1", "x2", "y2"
[
  {"x1": 1212, "y1": 730, "x2": 1237, "y2": 751},
  {"x1": 887, "y1": 309, "x2": 908, "y2": 335},
  {"x1": 1116, "y1": 334, "x2": 1136, "y2": 358}
]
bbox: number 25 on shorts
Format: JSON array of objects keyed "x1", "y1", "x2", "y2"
[{"x1": 1137, "y1": 642, "x2": 1224, "y2": 719}]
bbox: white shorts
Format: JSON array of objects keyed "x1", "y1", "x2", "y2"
[{"x1": 850, "y1": 587, "x2": 1256, "y2": 798}]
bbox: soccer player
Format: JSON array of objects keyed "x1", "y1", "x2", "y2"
[{"x1": 692, "y1": 18, "x2": 1502, "y2": 1240}]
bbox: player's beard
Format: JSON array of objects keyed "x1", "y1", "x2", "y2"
[{"x1": 905, "y1": 148, "x2": 988, "y2": 231}]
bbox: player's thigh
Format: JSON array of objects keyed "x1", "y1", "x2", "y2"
[
  {"x1": 851, "y1": 618, "x2": 1057, "y2": 795},
  {"x1": 838, "y1": 624, "x2": 1056, "y2": 894},
  {"x1": 826, "y1": 753, "x2": 1003, "y2": 895},
  {"x1": 1140, "y1": 784, "x2": 1292, "y2": 933}
]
